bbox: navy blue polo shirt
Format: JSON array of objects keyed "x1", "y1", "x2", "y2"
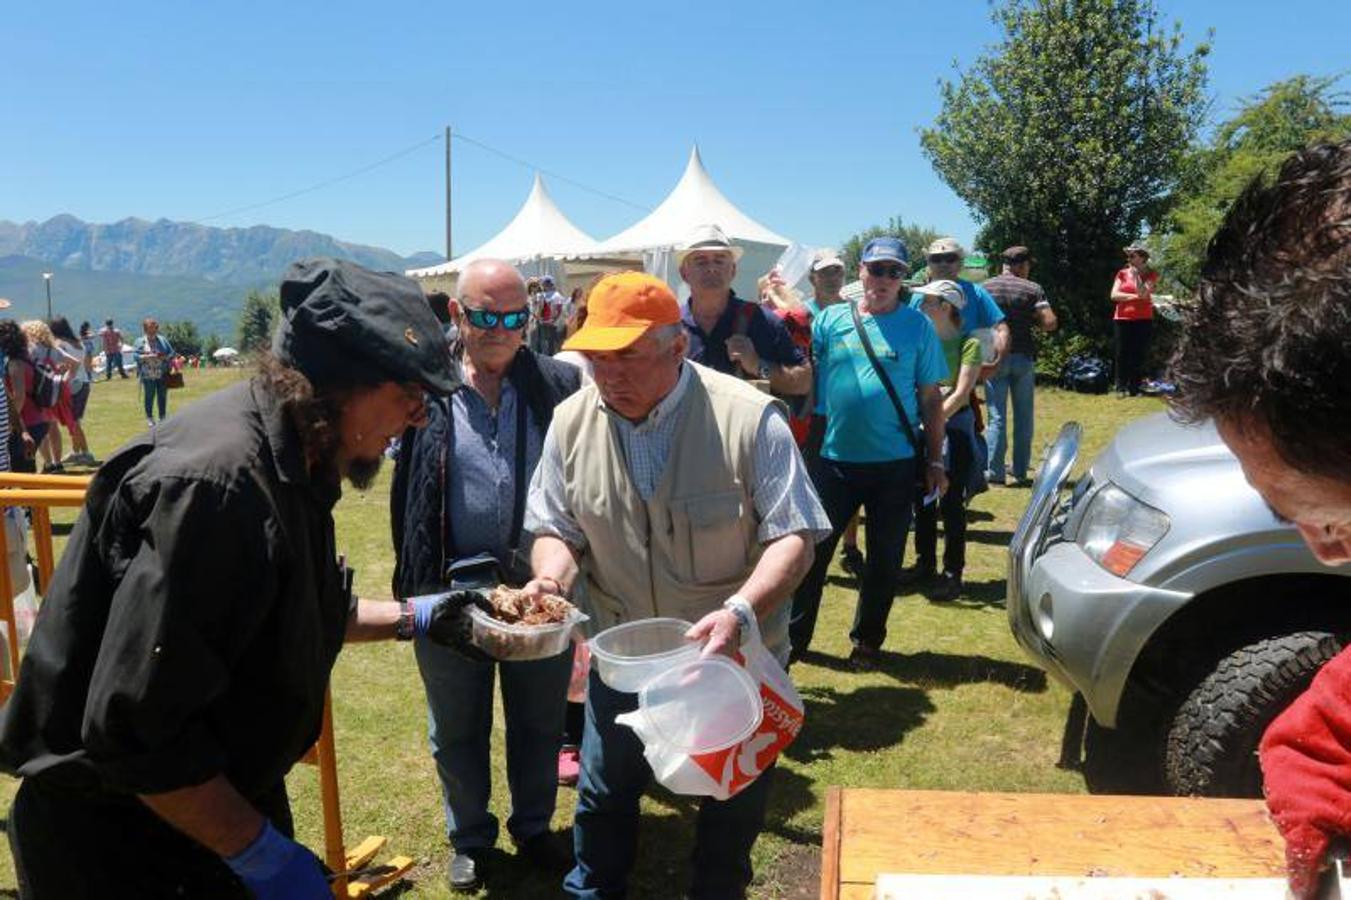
[{"x1": 681, "y1": 292, "x2": 805, "y2": 376}]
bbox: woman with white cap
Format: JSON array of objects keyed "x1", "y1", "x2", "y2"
[{"x1": 902, "y1": 279, "x2": 985, "y2": 601}]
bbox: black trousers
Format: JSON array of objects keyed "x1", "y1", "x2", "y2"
[
  {"x1": 9, "y1": 777, "x2": 292, "y2": 899},
  {"x1": 1114, "y1": 319, "x2": 1153, "y2": 394},
  {"x1": 789, "y1": 456, "x2": 916, "y2": 656},
  {"x1": 910, "y1": 414, "x2": 975, "y2": 576}
]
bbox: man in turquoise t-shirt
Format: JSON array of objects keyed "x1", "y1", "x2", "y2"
[{"x1": 790, "y1": 237, "x2": 948, "y2": 669}]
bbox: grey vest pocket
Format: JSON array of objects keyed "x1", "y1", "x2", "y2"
[{"x1": 671, "y1": 490, "x2": 750, "y2": 583}]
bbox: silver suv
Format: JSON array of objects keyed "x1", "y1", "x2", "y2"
[{"x1": 1008, "y1": 412, "x2": 1351, "y2": 796}]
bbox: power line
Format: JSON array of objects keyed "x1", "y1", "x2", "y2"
[
  {"x1": 199, "y1": 133, "x2": 443, "y2": 222},
  {"x1": 196, "y1": 128, "x2": 650, "y2": 225},
  {"x1": 451, "y1": 131, "x2": 651, "y2": 213}
]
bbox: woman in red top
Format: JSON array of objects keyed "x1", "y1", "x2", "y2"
[{"x1": 1110, "y1": 243, "x2": 1159, "y2": 396}]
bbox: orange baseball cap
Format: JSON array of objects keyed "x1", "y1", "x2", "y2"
[{"x1": 561, "y1": 271, "x2": 682, "y2": 352}]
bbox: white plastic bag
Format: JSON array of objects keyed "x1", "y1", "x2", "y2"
[
  {"x1": 618, "y1": 611, "x2": 805, "y2": 800},
  {"x1": 13, "y1": 568, "x2": 38, "y2": 645}
]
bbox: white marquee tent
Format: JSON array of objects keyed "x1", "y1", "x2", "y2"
[
  {"x1": 406, "y1": 174, "x2": 616, "y2": 290},
  {"x1": 590, "y1": 145, "x2": 792, "y2": 300}
]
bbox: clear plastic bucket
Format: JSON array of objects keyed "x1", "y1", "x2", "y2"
[
  {"x1": 589, "y1": 618, "x2": 701, "y2": 693},
  {"x1": 466, "y1": 605, "x2": 588, "y2": 661},
  {"x1": 633, "y1": 656, "x2": 763, "y2": 754}
]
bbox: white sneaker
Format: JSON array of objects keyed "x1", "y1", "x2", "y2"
[{"x1": 147, "y1": 419, "x2": 156, "y2": 428}]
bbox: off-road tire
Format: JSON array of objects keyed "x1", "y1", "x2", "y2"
[{"x1": 1164, "y1": 631, "x2": 1345, "y2": 797}]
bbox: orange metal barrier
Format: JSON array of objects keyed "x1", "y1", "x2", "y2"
[{"x1": 0, "y1": 475, "x2": 411, "y2": 897}]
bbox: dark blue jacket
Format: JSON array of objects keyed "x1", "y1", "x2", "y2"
[{"x1": 390, "y1": 347, "x2": 582, "y2": 598}]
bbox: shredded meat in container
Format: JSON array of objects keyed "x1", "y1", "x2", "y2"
[{"x1": 487, "y1": 586, "x2": 576, "y2": 625}]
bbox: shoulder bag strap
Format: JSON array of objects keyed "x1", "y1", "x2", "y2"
[
  {"x1": 509, "y1": 391, "x2": 528, "y2": 550},
  {"x1": 849, "y1": 300, "x2": 925, "y2": 463}
]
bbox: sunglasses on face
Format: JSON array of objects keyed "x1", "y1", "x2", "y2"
[
  {"x1": 928, "y1": 253, "x2": 960, "y2": 265},
  {"x1": 865, "y1": 262, "x2": 907, "y2": 279},
  {"x1": 463, "y1": 306, "x2": 530, "y2": 330}
]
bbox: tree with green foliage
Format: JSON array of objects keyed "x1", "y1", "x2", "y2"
[
  {"x1": 840, "y1": 217, "x2": 943, "y2": 273},
  {"x1": 236, "y1": 289, "x2": 280, "y2": 353},
  {"x1": 1157, "y1": 74, "x2": 1350, "y2": 290},
  {"x1": 203, "y1": 332, "x2": 222, "y2": 361},
  {"x1": 920, "y1": 0, "x2": 1210, "y2": 338},
  {"x1": 161, "y1": 320, "x2": 203, "y2": 358}
]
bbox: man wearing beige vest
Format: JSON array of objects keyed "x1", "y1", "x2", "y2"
[{"x1": 522, "y1": 271, "x2": 829, "y2": 899}]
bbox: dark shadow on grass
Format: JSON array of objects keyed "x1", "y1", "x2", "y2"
[
  {"x1": 964, "y1": 527, "x2": 1015, "y2": 547},
  {"x1": 823, "y1": 573, "x2": 858, "y2": 590},
  {"x1": 785, "y1": 684, "x2": 934, "y2": 765},
  {"x1": 761, "y1": 765, "x2": 823, "y2": 846},
  {"x1": 913, "y1": 576, "x2": 1007, "y2": 608},
  {"x1": 802, "y1": 649, "x2": 1046, "y2": 694},
  {"x1": 966, "y1": 508, "x2": 995, "y2": 522},
  {"x1": 53, "y1": 522, "x2": 74, "y2": 537},
  {"x1": 472, "y1": 844, "x2": 569, "y2": 899}
]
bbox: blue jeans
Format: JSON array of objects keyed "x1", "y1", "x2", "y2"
[
  {"x1": 413, "y1": 637, "x2": 572, "y2": 850},
  {"x1": 142, "y1": 378, "x2": 168, "y2": 421},
  {"x1": 565, "y1": 670, "x2": 775, "y2": 899},
  {"x1": 984, "y1": 353, "x2": 1036, "y2": 481}
]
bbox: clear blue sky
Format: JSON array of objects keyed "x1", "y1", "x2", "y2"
[{"x1": 4, "y1": 0, "x2": 1347, "y2": 258}]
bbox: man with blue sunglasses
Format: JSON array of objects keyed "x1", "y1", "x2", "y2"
[{"x1": 392, "y1": 258, "x2": 583, "y2": 893}]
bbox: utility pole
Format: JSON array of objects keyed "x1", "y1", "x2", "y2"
[
  {"x1": 451, "y1": 124, "x2": 462, "y2": 260},
  {"x1": 42, "y1": 271, "x2": 53, "y2": 320}
]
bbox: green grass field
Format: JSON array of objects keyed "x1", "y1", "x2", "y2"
[{"x1": 0, "y1": 367, "x2": 1162, "y2": 897}]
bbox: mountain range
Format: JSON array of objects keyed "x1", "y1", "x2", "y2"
[{"x1": 0, "y1": 215, "x2": 442, "y2": 339}]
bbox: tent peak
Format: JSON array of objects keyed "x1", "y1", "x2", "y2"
[{"x1": 685, "y1": 144, "x2": 705, "y2": 175}]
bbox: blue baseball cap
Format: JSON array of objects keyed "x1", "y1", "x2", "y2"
[{"x1": 860, "y1": 237, "x2": 910, "y2": 267}]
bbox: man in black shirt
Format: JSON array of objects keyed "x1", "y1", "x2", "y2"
[
  {"x1": 678, "y1": 224, "x2": 811, "y2": 396},
  {"x1": 0, "y1": 259, "x2": 480, "y2": 899},
  {"x1": 982, "y1": 246, "x2": 1057, "y2": 486}
]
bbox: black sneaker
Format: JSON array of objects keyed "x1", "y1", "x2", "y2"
[
  {"x1": 448, "y1": 849, "x2": 484, "y2": 892},
  {"x1": 839, "y1": 544, "x2": 865, "y2": 576},
  {"x1": 848, "y1": 643, "x2": 880, "y2": 672},
  {"x1": 930, "y1": 571, "x2": 963, "y2": 602},
  {"x1": 897, "y1": 563, "x2": 936, "y2": 588},
  {"x1": 518, "y1": 830, "x2": 574, "y2": 875}
]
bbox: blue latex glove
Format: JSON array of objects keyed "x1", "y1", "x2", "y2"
[
  {"x1": 223, "y1": 820, "x2": 329, "y2": 899},
  {"x1": 410, "y1": 590, "x2": 491, "y2": 661}
]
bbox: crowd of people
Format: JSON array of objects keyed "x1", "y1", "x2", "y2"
[
  {"x1": 0, "y1": 138, "x2": 1346, "y2": 900},
  {"x1": 0, "y1": 314, "x2": 190, "y2": 477}
]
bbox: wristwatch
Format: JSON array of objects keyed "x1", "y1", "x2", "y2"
[
  {"x1": 723, "y1": 595, "x2": 755, "y2": 647},
  {"x1": 757, "y1": 361, "x2": 772, "y2": 379},
  {"x1": 395, "y1": 600, "x2": 416, "y2": 641}
]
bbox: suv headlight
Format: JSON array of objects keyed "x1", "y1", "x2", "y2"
[{"x1": 1076, "y1": 484, "x2": 1170, "y2": 577}]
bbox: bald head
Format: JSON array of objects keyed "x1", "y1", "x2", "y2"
[
  {"x1": 458, "y1": 258, "x2": 527, "y2": 308},
  {"x1": 452, "y1": 258, "x2": 530, "y2": 371}
]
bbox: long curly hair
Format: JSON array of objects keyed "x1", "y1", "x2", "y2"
[
  {"x1": 254, "y1": 351, "x2": 355, "y2": 476},
  {"x1": 1168, "y1": 139, "x2": 1351, "y2": 479}
]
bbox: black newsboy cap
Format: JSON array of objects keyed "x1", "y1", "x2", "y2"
[{"x1": 273, "y1": 258, "x2": 459, "y2": 394}]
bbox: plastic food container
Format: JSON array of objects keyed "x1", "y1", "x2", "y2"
[
  {"x1": 589, "y1": 618, "x2": 702, "y2": 693},
  {"x1": 632, "y1": 656, "x2": 763, "y2": 753},
  {"x1": 467, "y1": 604, "x2": 589, "y2": 661}
]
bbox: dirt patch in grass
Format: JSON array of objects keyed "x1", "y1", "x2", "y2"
[{"x1": 758, "y1": 841, "x2": 821, "y2": 900}]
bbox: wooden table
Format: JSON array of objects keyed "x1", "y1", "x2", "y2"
[{"x1": 820, "y1": 788, "x2": 1286, "y2": 900}]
